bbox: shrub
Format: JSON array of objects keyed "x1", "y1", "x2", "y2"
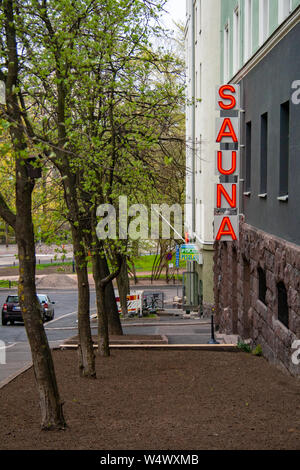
[
  {"x1": 237, "y1": 342, "x2": 252, "y2": 353},
  {"x1": 252, "y1": 344, "x2": 263, "y2": 356}
]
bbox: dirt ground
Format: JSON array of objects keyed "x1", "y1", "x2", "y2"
[
  {"x1": 66, "y1": 334, "x2": 167, "y2": 344},
  {"x1": 0, "y1": 350, "x2": 299, "y2": 450}
]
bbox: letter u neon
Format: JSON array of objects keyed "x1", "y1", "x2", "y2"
[{"x1": 217, "y1": 151, "x2": 237, "y2": 175}]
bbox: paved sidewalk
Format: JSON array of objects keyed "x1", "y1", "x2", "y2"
[{"x1": 0, "y1": 339, "x2": 63, "y2": 388}]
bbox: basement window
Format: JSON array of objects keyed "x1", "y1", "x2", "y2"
[
  {"x1": 277, "y1": 282, "x2": 289, "y2": 329},
  {"x1": 258, "y1": 267, "x2": 267, "y2": 305}
]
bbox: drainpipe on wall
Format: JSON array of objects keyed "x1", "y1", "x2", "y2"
[
  {"x1": 191, "y1": 0, "x2": 196, "y2": 238},
  {"x1": 185, "y1": 0, "x2": 196, "y2": 313}
]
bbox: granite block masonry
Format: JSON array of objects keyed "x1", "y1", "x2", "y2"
[{"x1": 214, "y1": 220, "x2": 300, "y2": 376}]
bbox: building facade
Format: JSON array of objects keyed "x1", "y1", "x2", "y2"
[
  {"x1": 186, "y1": 0, "x2": 300, "y2": 375},
  {"x1": 185, "y1": 0, "x2": 221, "y2": 312},
  {"x1": 215, "y1": 0, "x2": 300, "y2": 376}
]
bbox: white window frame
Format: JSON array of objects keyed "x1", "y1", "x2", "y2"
[
  {"x1": 233, "y1": 5, "x2": 240, "y2": 74},
  {"x1": 259, "y1": 0, "x2": 269, "y2": 46},
  {"x1": 278, "y1": 0, "x2": 293, "y2": 24},
  {"x1": 194, "y1": 1, "x2": 198, "y2": 44},
  {"x1": 224, "y1": 22, "x2": 230, "y2": 82},
  {"x1": 199, "y1": 62, "x2": 202, "y2": 100},
  {"x1": 244, "y1": 0, "x2": 252, "y2": 62},
  {"x1": 199, "y1": 0, "x2": 202, "y2": 35}
]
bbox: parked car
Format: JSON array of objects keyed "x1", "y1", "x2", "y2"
[{"x1": 1, "y1": 294, "x2": 55, "y2": 325}]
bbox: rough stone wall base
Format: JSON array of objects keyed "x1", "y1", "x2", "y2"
[{"x1": 214, "y1": 221, "x2": 300, "y2": 377}]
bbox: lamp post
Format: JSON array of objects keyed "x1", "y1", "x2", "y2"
[{"x1": 208, "y1": 313, "x2": 220, "y2": 345}]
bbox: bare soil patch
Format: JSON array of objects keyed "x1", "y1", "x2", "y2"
[
  {"x1": 0, "y1": 350, "x2": 299, "y2": 450},
  {"x1": 35, "y1": 274, "x2": 77, "y2": 288}
]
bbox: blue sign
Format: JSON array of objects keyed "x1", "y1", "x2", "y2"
[{"x1": 175, "y1": 245, "x2": 180, "y2": 268}]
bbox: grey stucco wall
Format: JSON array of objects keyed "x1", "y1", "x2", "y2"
[{"x1": 241, "y1": 21, "x2": 300, "y2": 245}]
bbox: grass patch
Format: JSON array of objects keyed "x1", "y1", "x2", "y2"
[
  {"x1": 34, "y1": 255, "x2": 185, "y2": 272},
  {"x1": 36, "y1": 261, "x2": 73, "y2": 270},
  {"x1": 0, "y1": 280, "x2": 18, "y2": 288},
  {"x1": 131, "y1": 254, "x2": 186, "y2": 271},
  {"x1": 8, "y1": 254, "x2": 186, "y2": 276},
  {"x1": 129, "y1": 273, "x2": 183, "y2": 281}
]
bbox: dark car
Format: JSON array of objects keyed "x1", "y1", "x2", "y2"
[{"x1": 1, "y1": 294, "x2": 55, "y2": 325}]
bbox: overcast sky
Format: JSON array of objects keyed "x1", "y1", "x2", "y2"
[{"x1": 162, "y1": 0, "x2": 186, "y2": 30}]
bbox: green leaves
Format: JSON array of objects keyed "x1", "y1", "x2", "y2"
[{"x1": 0, "y1": 0, "x2": 185, "y2": 255}]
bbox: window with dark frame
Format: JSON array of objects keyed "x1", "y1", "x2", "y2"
[
  {"x1": 260, "y1": 112, "x2": 268, "y2": 195},
  {"x1": 245, "y1": 121, "x2": 252, "y2": 192},
  {"x1": 258, "y1": 267, "x2": 267, "y2": 305},
  {"x1": 224, "y1": 23, "x2": 229, "y2": 82},
  {"x1": 279, "y1": 101, "x2": 290, "y2": 197},
  {"x1": 277, "y1": 281, "x2": 289, "y2": 329}
]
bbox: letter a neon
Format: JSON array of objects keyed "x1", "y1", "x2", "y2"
[
  {"x1": 216, "y1": 118, "x2": 238, "y2": 143},
  {"x1": 216, "y1": 217, "x2": 237, "y2": 241}
]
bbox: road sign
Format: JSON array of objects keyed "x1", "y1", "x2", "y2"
[
  {"x1": 166, "y1": 252, "x2": 173, "y2": 261},
  {"x1": 175, "y1": 245, "x2": 180, "y2": 268}
]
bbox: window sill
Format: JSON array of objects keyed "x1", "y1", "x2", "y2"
[
  {"x1": 258, "y1": 193, "x2": 267, "y2": 198},
  {"x1": 273, "y1": 318, "x2": 290, "y2": 334},
  {"x1": 257, "y1": 299, "x2": 268, "y2": 311},
  {"x1": 277, "y1": 195, "x2": 289, "y2": 202}
]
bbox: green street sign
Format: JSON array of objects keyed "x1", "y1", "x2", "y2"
[{"x1": 180, "y1": 244, "x2": 200, "y2": 262}]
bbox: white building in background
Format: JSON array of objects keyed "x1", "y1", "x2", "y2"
[{"x1": 185, "y1": 0, "x2": 221, "y2": 311}]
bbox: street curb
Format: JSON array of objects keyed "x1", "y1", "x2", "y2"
[
  {"x1": 120, "y1": 321, "x2": 211, "y2": 327},
  {"x1": 0, "y1": 362, "x2": 33, "y2": 390},
  {"x1": 58, "y1": 343, "x2": 239, "y2": 352},
  {"x1": 60, "y1": 334, "x2": 169, "y2": 346}
]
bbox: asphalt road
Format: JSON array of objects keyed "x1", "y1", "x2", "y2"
[{"x1": 0, "y1": 286, "x2": 211, "y2": 384}]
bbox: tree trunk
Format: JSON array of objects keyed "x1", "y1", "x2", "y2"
[
  {"x1": 91, "y1": 236, "x2": 123, "y2": 335},
  {"x1": 101, "y1": 254, "x2": 123, "y2": 335},
  {"x1": 5, "y1": 222, "x2": 9, "y2": 247},
  {"x1": 91, "y1": 254, "x2": 121, "y2": 357},
  {"x1": 0, "y1": 0, "x2": 66, "y2": 430},
  {"x1": 116, "y1": 255, "x2": 129, "y2": 318},
  {"x1": 105, "y1": 275, "x2": 123, "y2": 334},
  {"x1": 89, "y1": 225, "x2": 122, "y2": 356},
  {"x1": 166, "y1": 262, "x2": 169, "y2": 284},
  {"x1": 71, "y1": 225, "x2": 96, "y2": 377},
  {"x1": 16, "y1": 190, "x2": 66, "y2": 430},
  {"x1": 97, "y1": 282, "x2": 110, "y2": 357},
  {"x1": 130, "y1": 260, "x2": 138, "y2": 285},
  {"x1": 89, "y1": 240, "x2": 110, "y2": 357}
]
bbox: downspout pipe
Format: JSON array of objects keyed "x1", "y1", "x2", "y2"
[{"x1": 191, "y1": 0, "x2": 196, "y2": 237}]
